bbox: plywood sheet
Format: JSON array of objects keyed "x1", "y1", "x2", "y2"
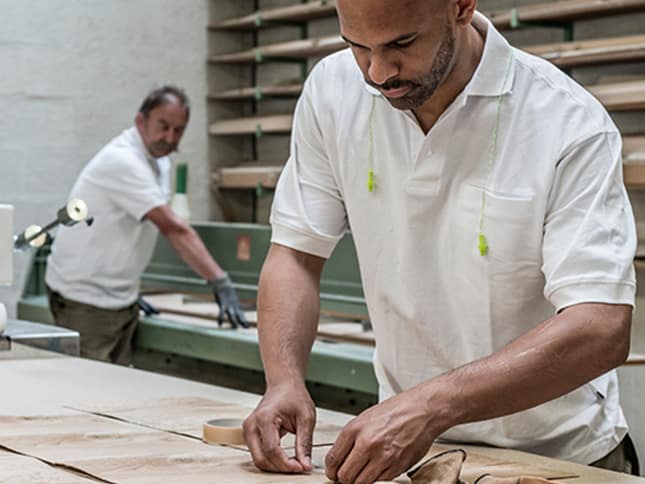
[
  {"x1": 0, "y1": 449, "x2": 97, "y2": 483},
  {"x1": 71, "y1": 397, "x2": 343, "y2": 448},
  {"x1": 141, "y1": 293, "x2": 375, "y2": 345}
]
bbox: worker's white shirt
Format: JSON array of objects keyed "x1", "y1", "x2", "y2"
[
  {"x1": 270, "y1": 12, "x2": 636, "y2": 463},
  {"x1": 46, "y1": 127, "x2": 171, "y2": 309}
]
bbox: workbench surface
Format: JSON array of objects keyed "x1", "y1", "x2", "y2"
[{"x1": 0, "y1": 344, "x2": 643, "y2": 483}]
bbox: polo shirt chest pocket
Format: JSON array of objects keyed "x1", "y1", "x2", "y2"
[{"x1": 457, "y1": 184, "x2": 543, "y2": 269}]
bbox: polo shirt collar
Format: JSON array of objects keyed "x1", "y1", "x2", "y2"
[
  {"x1": 128, "y1": 126, "x2": 162, "y2": 177},
  {"x1": 362, "y1": 11, "x2": 515, "y2": 98},
  {"x1": 129, "y1": 126, "x2": 159, "y2": 164},
  {"x1": 467, "y1": 11, "x2": 515, "y2": 97}
]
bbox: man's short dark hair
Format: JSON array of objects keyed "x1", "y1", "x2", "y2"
[{"x1": 138, "y1": 85, "x2": 190, "y2": 120}]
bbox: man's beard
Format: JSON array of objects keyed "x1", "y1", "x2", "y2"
[
  {"x1": 151, "y1": 142, "x2": 177, "y2": 156},
  {"x1": 368, "y1": 29, "x2": 456, "y2": 110}
]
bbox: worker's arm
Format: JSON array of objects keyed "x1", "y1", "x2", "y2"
[
  {"x1": 145, "y1": 206, "x2": 247, "y2": 327},
  {"x1": 243, "y1": 243, "x2": 326, "y2": 474},
  {"x1": 325, "y1": 302, "x2": 631, "y2": 484},
  {"x1": 145, "y1": 205, "x2": 225, "y2": 281}
]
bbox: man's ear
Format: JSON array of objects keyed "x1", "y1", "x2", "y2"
[
  {"x1": 135, "y1": 112, "x2": 144, "y2": 129},
  {"x1": 455, "y1": 0, "x2": 477, "y2": 26}
]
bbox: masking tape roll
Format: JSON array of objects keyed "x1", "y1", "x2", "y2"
[{"x1": 202, "y1": 418, "x2": 245, "y2": 445}]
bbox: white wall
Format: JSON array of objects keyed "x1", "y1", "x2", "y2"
[{"x1": 0, "y1": 0, "x2": 211, "y2": 317}]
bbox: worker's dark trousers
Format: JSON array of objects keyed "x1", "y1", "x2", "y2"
[
  {"x1": 46, "y1": 286, "x2": 139, "y2": 365},
  {"x1": 591, "y1": 434, "x2": 640, "y2": 476}
]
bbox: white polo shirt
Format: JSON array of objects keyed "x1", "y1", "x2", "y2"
[
  {"x1": 270, "y1": 12, "x2": 636, "y2": 463},
  {"x1": 46, "y1": 127, "x2": 171, "y2": 309}
]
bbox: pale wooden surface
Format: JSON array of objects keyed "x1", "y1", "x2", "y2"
[
  {"x1": 212, "y1": 165, "x2": 284, "y2": 189},
  {"x1": 209, "y1": 114, "x2": 293, "y2": 136},
  {"x1": 487, "y1": 0, "x2": 645, "y2": 28},
  {"x1": 208, "y1": 0, "x2": 645, "y2": 32},
  {"x1": 141, "y1": 292, "x2": 376, "y2": 345},
  {"x1": 0, "y1": 345, "x2": 643, "y2": 483}
]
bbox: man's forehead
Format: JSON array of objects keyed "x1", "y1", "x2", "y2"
[
  {"x1": 337, "y1": 0, "x2": 440, "y2": 39},
  {"x1": 337, "y1": 0, "x2": 433, "y2": 24},
  {"x1": 149, "y1": 101, "x2": 188, "y2": 122}
]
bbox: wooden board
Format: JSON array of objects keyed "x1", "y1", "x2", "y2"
[
  {"x1": 209, "y1": 83, "x2": 303, "y2": 101},
  {"x1": 624, "y1": 135, "x2": 645, "y2": 189},
  {"x1": 69, "y1": 397, "x2": 343, "y2": 448},
  {"x1": 141, "y1": 293, "x2": 376, "y2": 346},
  {"x1": 209, "y1": 0, "x2": 645, "y2": 32},
  {"x1": 487, "y1": 0, "x2": 645, "y2": 29},
  {"x1": 213, "y1": 165, "x2": 284, "y2": 189},
  {"x1": 209, "y1": 114, "x2": 293, "y2": 136},
  {"x1": 526, "y1": 34, "x2": 645, "y2": 68},
  {"x1": 0, "y1": 404, "x2": 581, "y2": 483},
  {"x1": 209, "y1": 0, "x2": 337, "y2": 31},
  {"x1": 208, "y1": 32, "x2": 645, "y2": 69},
  {"x1": 0, "y1": 448, "x2": 97, "y2": 483},
  {"x1": 588, "y1": 79, "x2": 645, "y2": 111},
  {"x1": 208, "y1": 35, "x2": 346, "y2": 64}
]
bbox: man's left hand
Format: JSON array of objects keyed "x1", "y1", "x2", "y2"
[
  {"x1": 211, "y1": 273, "x2": 249, "y2": 329},
  {"x1": 325, "y1": 387, "x2": 441, "y2": 484}
]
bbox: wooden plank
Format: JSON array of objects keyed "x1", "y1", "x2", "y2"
[
  {"x1": 526, "y1": 34, "x2": 645, "y2": 68},
  {"x1": 212, "y1": 165, "x2": 283, "y2": 189},
  {"x1": 209, "y1": 0, "x2": 645, "y2": 32},
  {"x1": 209, "y1": 0, "x2": 337, "y2": 31},
  {"x1": 208, "y1": 114, "x2": 293, "y2": 136},
  {"x1": 208, "y1": 35, "x2": 345, "y2": 63},
  {"x1": 588, "y1": 79, "x2": 645, "y2": 111},
  {"x1": 208, "y1": 83, "x2": 303, "y2": 101},
  {"x1": 622, "y1": 135, "x2": 645, "y2": 189},
  {"x1": 487, "y1": 0, "x2": 645, "y2": 29},
  {"x1": 623, "y1": 135, "x2": 645, "y2": 157},
  {"x1": 209, "y1": 78, "x2": 645, "y2": 112},
  {"x1": 209, "y1": 32, "x2": 645, "y2": 68}
]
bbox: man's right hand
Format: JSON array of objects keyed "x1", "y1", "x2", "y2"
[{"x1": 243, "y1": 382, "x2": 316, "y2": 474}]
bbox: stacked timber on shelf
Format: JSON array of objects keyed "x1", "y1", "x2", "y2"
[{"x1": 208, "y1": 0, "x2": 645, "y2": 191}]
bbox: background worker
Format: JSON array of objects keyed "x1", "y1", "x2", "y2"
[
  {"x1": 243, "y1": 0, "x2": 638, "y2": 481},
  {"x1": 45, "y1": 85, "x2": 247, "y2": 365}
]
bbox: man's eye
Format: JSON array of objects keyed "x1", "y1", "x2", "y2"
[{"x1": 393, "y1": 40, "x2": 415, "y2": 48}]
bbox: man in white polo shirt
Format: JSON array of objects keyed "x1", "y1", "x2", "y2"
[
  {"x1": 243, "y1": 0, "x2": 639, "y2": 480},
  {"x1": 46, "y1": 86, "x2": 247, "y2": 365}
]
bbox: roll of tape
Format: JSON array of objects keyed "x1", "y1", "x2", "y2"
[{"x1": 202, "y1": 418, "x2": 245, "y2": 445}]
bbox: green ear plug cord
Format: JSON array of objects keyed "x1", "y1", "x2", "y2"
[
  {"x1": 478, "y1": 53, "x2": 513, "y2": 256},
  {"x1": 366, "y1": 54, "x2": 513, "y2": 256},
  {"x1": 367, "y1": 95, "x2": 377, "y2": 192}
]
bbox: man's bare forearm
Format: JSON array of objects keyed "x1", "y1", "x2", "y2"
[
  {"x1": 165, "y1": 226, "x2": 225, "y2": 281},
  {"x1": 420, "y1": 303, "x2": 632, "y2": 436},
  {"x1": 257, "y1": 244, "x2": 325, "y2": 388}
]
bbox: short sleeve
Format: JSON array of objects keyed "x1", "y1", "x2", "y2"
[
  {"x1": 88, "y1": 150, "x2": 167, "y2": 221},
  {"x1": 270, "y1": 71, "x2": 348, "y2": 259},
  {"x1": 542, "y1": 130, "x2": 637, "y2": 311}
]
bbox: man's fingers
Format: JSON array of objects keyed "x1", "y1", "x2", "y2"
[
  {"x1": 334, "y1": 446, "x2": 367, "y2": 484},
  {"x1": 237, "y1": 309, "x2": 249, "y2": 328},
  {"x1": 244, "y1": 416, "x2": 303, "y2": 473},
  {"x1": 259, "y1": 421, "x2": 304, "y2": 473},
  {"x1": 325, "y1": 428, "x2": 355, "y2": 481},
  {"x1": 295, "y1": 415, "x2": 314, "y2": 471},
  {"x1": 357, "y1": 462, "x2": 393, "y2": 484},
  {"x1": 243, "y1": 420, "x2": 269, "y2": 470},
  {"x1": 227, "y1": 308, "x2": 238, "y2": 329}
]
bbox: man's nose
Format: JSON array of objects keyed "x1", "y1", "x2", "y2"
[{"x1": 368, "y1": 51, "x2": 399, "y2": 87}]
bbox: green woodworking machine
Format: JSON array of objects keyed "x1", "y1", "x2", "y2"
[{"x1": 17, "y1": 222, "x2": 379, "y2": 413}]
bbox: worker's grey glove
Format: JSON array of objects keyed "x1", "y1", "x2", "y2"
[
  {"x1": 211, "y1": 273, "x2": 248, "y2": 329},
  {"x1": 137, "y1": 295, "x2": 160, "y2": 316}
]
